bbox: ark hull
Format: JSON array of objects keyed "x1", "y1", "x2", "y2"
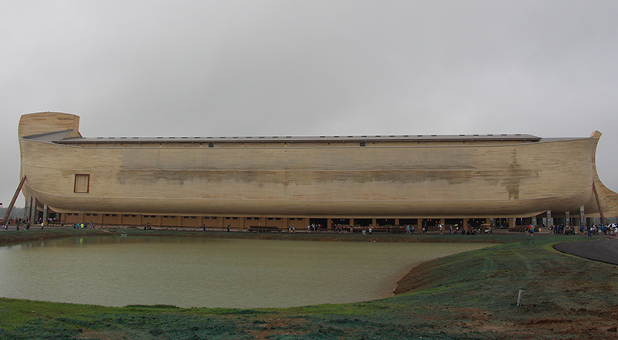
[{"x1": 18, "y1": 112, "x2": 618, "y2": 227}]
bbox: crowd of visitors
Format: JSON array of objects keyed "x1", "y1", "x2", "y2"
[
  {"x1": 582, "y1": 223, "x2": 617, "y2": 237},
  {"x1": 2, "y1": 216, "x2": 618, "y2": 238},
  {"x1": 548, "y1": 223, "x2": 618, "y2": 236},
  {"x1": 71, "y1": 221, "x2": 99, "y2": 229}
]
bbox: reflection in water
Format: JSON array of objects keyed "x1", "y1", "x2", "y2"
[{"x1": 0, "y1": 236, "x2": 488, "y2": 308}]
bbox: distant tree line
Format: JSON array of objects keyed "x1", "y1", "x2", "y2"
[{"x1": 0, "y1": 207, "x2": 26, "y2": 219}]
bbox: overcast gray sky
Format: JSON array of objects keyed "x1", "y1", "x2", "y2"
[{"x1": 1, "y1": 0, "x2": 617, "y2": 209}]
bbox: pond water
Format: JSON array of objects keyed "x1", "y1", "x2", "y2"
[{"x1": 0, "y1": 236, "x2": 489, "y2": 308}]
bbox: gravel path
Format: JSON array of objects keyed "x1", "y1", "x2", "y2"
[{"x1": 554, "y1": 237, "x2": 618, "y2": 265}]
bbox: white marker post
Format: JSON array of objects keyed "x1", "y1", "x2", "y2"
[{"x1": 517, "y1": 289, "x2": 524, "y2": 307}]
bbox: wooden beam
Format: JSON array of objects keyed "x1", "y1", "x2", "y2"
[
  {"x1": 592, "y1": 181, "x2": 606, "y2": 225},
  {"x1": 1, "y1": 176, "x2": 27, "y2": 224}
]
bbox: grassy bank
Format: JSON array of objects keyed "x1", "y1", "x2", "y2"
[
  {"x1": 1, "y1": 229, "x2": 617, "y2": 339},
  {"x1": 0, "y1": 229, "x2": 111, "y2": 246}
]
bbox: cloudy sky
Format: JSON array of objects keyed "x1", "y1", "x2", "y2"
[{"x1": 1, "y1": 0, "x2": 617, "y2": 208}]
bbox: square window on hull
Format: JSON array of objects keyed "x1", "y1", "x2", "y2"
[{"x1": 74, "y1": 174, "x2": 90, "y2": 193}]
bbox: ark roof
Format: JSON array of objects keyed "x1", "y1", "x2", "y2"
[{"x1": 36, "y1": 133, "x2": 544, "y2": 144}]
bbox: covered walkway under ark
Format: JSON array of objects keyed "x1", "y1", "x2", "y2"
[{"x1": 48, "y1": 208, "x2": 596, "y2": 231}]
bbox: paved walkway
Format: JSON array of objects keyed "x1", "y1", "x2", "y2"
[{"x1": 554, "y1": 238, "x2": 618, "y2": 265}]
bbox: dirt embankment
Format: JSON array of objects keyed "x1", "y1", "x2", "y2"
[
  {"x1": 393, "y1": 260, "x2": 441, "y2": 294},
  {"x1": 1, "y1": 226, "x2": 516, "y2": 245},
  {"x1": 0, "y1": 228, "x2": 112, "y2": 246}
]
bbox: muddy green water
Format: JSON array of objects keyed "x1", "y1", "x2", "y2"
[{"x1": 0, "y1": 236, "x2": 488, "y2": 308}]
